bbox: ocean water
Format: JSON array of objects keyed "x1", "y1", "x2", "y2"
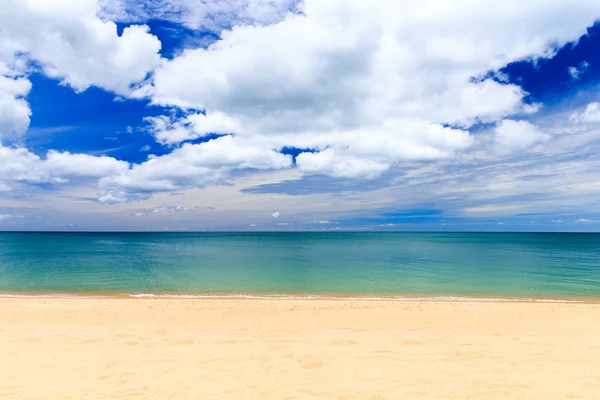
[{"x1": 0, "y1": 232, "x2": 599, "y2": 299}]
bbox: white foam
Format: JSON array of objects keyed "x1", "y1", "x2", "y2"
[
  {"x1": 127, "y1": 293, "x2": 314, "y2": 300},
  {"x1": 0, "y1": 292, "x2": 586, "y2": 303},
  {"x1": 124, "y1": 293, "x2": 586, "y2": 303},
  {"x1": 393, "y1": 296, "x2": 525, "y2": 302},
  {"x1": 534, "y1": 298, "x2": 582, "y2": 303}
]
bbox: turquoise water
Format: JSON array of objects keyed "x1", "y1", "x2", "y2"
[{"x1": 0, "y1": 232, "x2": 599, "y2": 299}]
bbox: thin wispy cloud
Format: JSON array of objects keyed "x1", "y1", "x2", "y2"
[{"x1": 575, "y1": 218, "x2": 600, "y2": 223}]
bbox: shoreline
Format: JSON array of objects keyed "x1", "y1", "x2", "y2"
[{"x1": 0, "y1": 291, "x2": 595, "y2": 303}]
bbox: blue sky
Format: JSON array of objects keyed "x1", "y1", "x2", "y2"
[{"x1": 2, "y1": 0, "x2": 600, "y2": 231}]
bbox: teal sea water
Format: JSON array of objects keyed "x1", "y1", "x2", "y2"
[{"x1": 0, "y1": 232, "x2": 599, "y2": 299}]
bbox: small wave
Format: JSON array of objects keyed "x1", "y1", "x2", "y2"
[
  {"x1": 394, "y1": 296, "x2": 532, "y2": 302},
  {"x1": 0, "y1": 292, "x2": 585, "y2": 303},
  {"x1": 125, "y1": 293, "x2": 586, "y2": 303},
  {"x1": 93, "y1": 240, "x2": 128, "y2": 245},
  {"x1": 534, "y1": 298, "x2": 582, "y2": 303},
  {"x1": 127, "y1": 293, "x2": 311, "y2": 299}
]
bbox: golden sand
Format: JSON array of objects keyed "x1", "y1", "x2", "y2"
[{"x1": 1, "y1": 298, "x2": 599, "y2": 399}]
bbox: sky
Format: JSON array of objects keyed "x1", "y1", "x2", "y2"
[{"x1": 2, "y1": 1, "x2": 600, "y2": 231}]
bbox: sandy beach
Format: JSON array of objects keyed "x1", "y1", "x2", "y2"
[{"x1": 1, "y1": 298, "x2": 599, "y2": 399}]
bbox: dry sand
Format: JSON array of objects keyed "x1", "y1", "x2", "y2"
[{"x1": 1, "y1": 297, "x2": 599, "y2": 399}]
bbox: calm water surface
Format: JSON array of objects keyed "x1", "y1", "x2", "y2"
[{"x1": 0, "y1": 232, "x2": 599, "y2": 299}]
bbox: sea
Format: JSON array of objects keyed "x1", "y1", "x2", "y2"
[{"x1": 0, "y1": 232, "x2": 599, "y2": 300}]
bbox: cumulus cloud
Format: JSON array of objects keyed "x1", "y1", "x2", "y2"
[
  {"x1": 571, "y1": 102, "x2": 600, "y2": 124},
  {"x1": 2, "y1": 0, "x2": 600, "y2": 208},
  {"x1": 493, "y1": 120, "x2": 549, "y2": 155},
  {"x1": 0, "y1": 0, "x2": 162, "y2": 145},
  {"x1": 143, "y1": 113, "x2": 473, "y2": 179},
  {"x1": 146, "y1": 111, "x2": 238, "y2": 145},
  {"x1": 134, "y1": 205, "x2": 190, "y2": 216},
  {"x1": 44, "y1": 151, "x2": 130, "y2": 178},
  {"x1": 99, "y1": 0, "x2": 301, "y2": 30},
  {"x1": 0, "y1": 72, "x2": 32, "y2": 139},
  {"x1": 98, "y1": 192, "x2": 129, "y2": 204},
  {"x1": 145, "y1": 0, "x2": 599, "y2": 117},
  {"x1": 272, "y1": 212, "x2": 280, "y2": 219},
  {"x1": 0, "y1": 142, "x2": 129, "y2": 190},
  {"x1": 297, "y1": 149, "x2": 389, "y2": 179},
  {"x1": 0, "y1": 0, "x2": 162, "y2": 94},
  {"x1": 98, "y1": 135, "x2": 292, "y2": 202},
  {"x1": 121, "y1": 0, "x2": 600, "y2": 186},
  {"x1": 293, "y1": 120, "x2": 472, "y2": 178}
]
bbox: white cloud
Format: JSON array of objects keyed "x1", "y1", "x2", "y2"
[
  {"x1": 297, "y1": 149, "x2": 390, "y2": 179},
  {"x1": 0, "y1": 0, "x2": 162, "y2": 94},
  {"x1": 463, "y1": 204, "x2": 530, "y2": 216},
  {"x1": 571, "y1": 102, "x2": 600, "y2": 124},
  {"x1": 0, "y1": 214, "x2": 11, "y2": 220},
  {"x1": 551, "y1": 220, "x2": 563, "y2": 223},
  {"x1": 98, "y1": 135, "x2": 292, "y2": 201},
  {"x1": 0, "y1": 142, "x2": 129, "y2": 190},
  {"x1": 568, "y1": 61, "x2": 589, "y2": 79},
  {"x1": 146, "y1": 111, "x2": 238, "y2": 145},
  {"x1": 2, "y1": 0, "x2": 600, "y2": 213},
  {"x1": 0, "y1": 74, "x2": 32, "y2": 139},
  {"x1": 134, "y1": 205, "x2": 190, "y2": 215},
  {"x1": 568, "y1": 66, "x2": 580, "y2": 79},
  {"x1": 144, "y1": 115, "x2": 473, "y2": 179},
  {"x1": 146, "y1": 0, "x2": 598, "y2": 117},
  {"x1": 272, "y1": 212, "x2": 280, "y2": 218},
  {"x1": 493, "y1": 120, "x2": 549, "y2": 155},
  {"x1": 44, "y1": 151, "x2": 130, "y2": 178},
  {"x1": 129, "y1": 0, "x2": 600, "y2": 183},
  {"x1": 98, "y1": 192, "x2": 129, "y2": 204},
  {"x1": 575, "y1": 218, "x2": 600, "y2": 223},
  {"x1": 0, "y1": 0, "x2": 162, "y2": 144},
  {"x1": 99, "y1": 0, "x2": 300, "y2": 30}
]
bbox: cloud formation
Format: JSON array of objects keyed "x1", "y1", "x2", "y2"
[
  {"x1": 98, "y1": 135, "x2": 292, "y2": 202},
  {"x1": 571, "y1": 102, "x2": 600, "y2": 124},
  {"x1": 99, "y1": 0, "x2": 301, "y2": 30},
  {"x1": 114, "y1": 0, "x2": 600, "y2": 197},
  {"x1": 0, "y1": 143, "x2": 129, "y2": 190},
  {"x1": 493, "y1": 120, "x2": 549, "y2": 155},
  {"x1": 575, "y1": 218, "x2": 600, "y2": 223},
  {"x1": 2, "y1": 0, "x2": 600, "y2": 230},
  {"x1": 0, "y1": 0, "x2": 162, "y2": 95}
]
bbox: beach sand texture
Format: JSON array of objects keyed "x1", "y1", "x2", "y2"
[{"x1": 1, "y1": 298, "x2": 599, "y2": 399}]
